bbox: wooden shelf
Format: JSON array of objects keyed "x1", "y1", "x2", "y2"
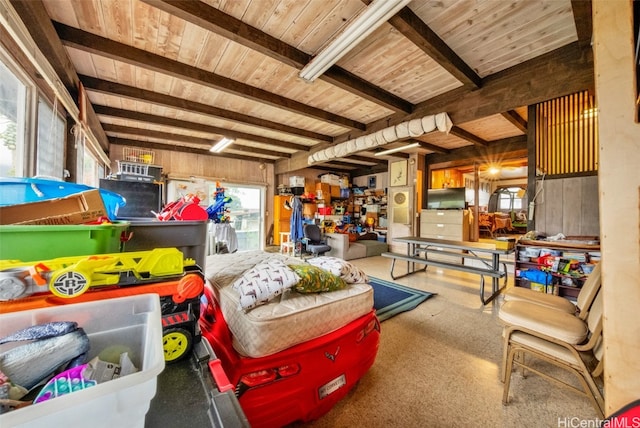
[{"x1": 515, "y1": 240, "x2": 599, "y2": 300}]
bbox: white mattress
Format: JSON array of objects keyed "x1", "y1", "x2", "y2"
[{"x1": 205, "y1": 251, "x2": 373, "y2": 358}]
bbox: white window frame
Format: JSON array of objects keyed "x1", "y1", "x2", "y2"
[
  {"x1": 0, "y1": 46, "x2": 34, "y2": 177},
  {"x1": 35, "y1": 95, "x2": 66, "y2": 179}
]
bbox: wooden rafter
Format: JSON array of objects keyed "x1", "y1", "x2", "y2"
[
  {"x1": 102, "y1": 124, "x2": 291, "y2": 158},
  {"x1": 80, "y1": 75, "x2": 332, "y2": 142},
  {"x1": 109, "y1": 137, "x2": 275, "y2": 164},
  {"x1": 53, "y1": 21, "x2": 365, "y2": 131},
  {"x1": 571, "y1": 0, "x2": 593, "y2": 46},
  {"x1": 139, "y1": 0, "x2": 412, "y2": 114},
  {"x1": 501, "y1": 110, "x2": 528, "y2": 133},
  {"x1": 416, "y1": 141, "x2": 450, "y2": 154},
  {"x1": 387, "y1": 6, "x2": 482, "y2": 88},
  {"x1": 93, "y1": 105, "x2": 309, "y2": 152},
  {"x1": 427, "y1": 135, "x2": 527, "y2": 167},
  {"x1": 449, "y1": 126, "x2": 488, "y2": 147},
  {"x1": 332, "y1": 42, "x2": 594, "y2": 146}
]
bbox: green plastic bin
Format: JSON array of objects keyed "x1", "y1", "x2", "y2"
[{"x1": 0, "y1": 222, "x2": 129, "y2": 262}]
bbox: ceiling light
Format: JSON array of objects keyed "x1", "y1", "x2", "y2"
[
  {"x1": 374, "y1": 142, "x2": 420, "y2": 156},
  {"x1": 298, "y1": 0, "x2": 411, "y2": 82},
  {"x1": 488, "y1": 166, "x2": 501, "y2": 175},
  {"x1": 210, "y1": 137, "x2": 234, "y2": 153}
]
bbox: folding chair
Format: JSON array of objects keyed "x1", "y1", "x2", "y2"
[{"x1": 500, "y1": 291, "x2": 604, "y2": 417}]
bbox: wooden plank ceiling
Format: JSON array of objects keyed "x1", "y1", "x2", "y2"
[{"x1": 12, "y1": 0, "x2": 593, "y2": 175}]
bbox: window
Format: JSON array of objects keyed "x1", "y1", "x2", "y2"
[
  {"x1": 213, "y1": 183, "x2": 265, "y2": 252},
  {"x1": 81, "y1": 145, "x2": 100, "y2": 188},
  {"x1": 36, "y1": 96, "x2": 65, "y2": 179},
  {"x1": 0, "y1": 57, "x2": 28, "y2": 177},
  {"x1": 496, "y1": 187, "x2": 526, "y2": 211}
]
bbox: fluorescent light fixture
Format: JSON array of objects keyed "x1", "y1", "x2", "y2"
[
  {"x1": 374, "y1": 142, "x2": 420, "y2": 156},
  {"x1": 298, "y1": 0, "x2": 412, "y2": 82},
  {"x1": 210, "y1": 137, "x2": 234, "y2": 153}
]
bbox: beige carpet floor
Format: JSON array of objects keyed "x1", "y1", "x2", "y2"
[{"x1": 292, "y1": 255, "x2": 600, "y2": 427}]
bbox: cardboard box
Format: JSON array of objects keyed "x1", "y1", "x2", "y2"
[
  {"x1": 330, "y1": 185, "x2": 341, "y2": 198},
  {"x1": 494, "y1": 238, "x2": 516, "y2": 250},
  {"x1": 0, "y1": 189, "x2": 107, "y2": 225}
]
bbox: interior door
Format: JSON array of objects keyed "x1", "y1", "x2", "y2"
[{"x1": 388, "y1": 186, "x2": 415, "y2": 253}]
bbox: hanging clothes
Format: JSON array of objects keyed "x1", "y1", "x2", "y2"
[{"x1": 289, "y1": 196, "x2": 304, "y2": 243}]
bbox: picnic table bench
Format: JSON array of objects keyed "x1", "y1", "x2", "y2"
[{"x1": 382, "y1": 236, "x2": 514, "y2": 304}]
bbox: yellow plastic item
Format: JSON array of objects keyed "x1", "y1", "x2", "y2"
[{"x1": 0, "y1": 248, "x2": 196, "y2": 299}]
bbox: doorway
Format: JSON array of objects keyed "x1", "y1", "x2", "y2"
[{"x1": 215, "y1": 183, "x2": 266, "y2": 252}]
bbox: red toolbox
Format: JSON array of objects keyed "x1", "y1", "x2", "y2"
[{"x1": 199, "y1": 284, "x2": 380, "y2": 427}]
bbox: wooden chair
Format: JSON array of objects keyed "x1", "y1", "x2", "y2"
[{"x1": 500, "y1": 291, "x2": 604, "y2": 417}]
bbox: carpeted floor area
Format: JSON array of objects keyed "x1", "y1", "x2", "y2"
[{"x1": 369, "y1": 276, "x2": 435, "y2": 322}]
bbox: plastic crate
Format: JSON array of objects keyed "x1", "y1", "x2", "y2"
[
  {"x1": 0, "y1": 294, "x2": 164, "y2": 428},
  {"x1": 0, "y1": 222, "x2": 129, "y2": 262},
  {"x1": 117, "y1": 161, "x2": 150, "y2": 177}
]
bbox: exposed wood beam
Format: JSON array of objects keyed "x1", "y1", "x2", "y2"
[
  {"x1": 53, "y1": 21, "x2": 364, "y2": 131},
  {"x1": 427, "y1": 135, "x2": 527, "y2": 168},
  {"x1": 333, "y1": 41, "x2": 594, "y2": 145},
  {"x1": 416, "y1": 141, "x2": 450, "y2": 154},
  {"x1": 501, "y1": 110, "x2": 528, "y2": 133},
  {"x1": 140, "y1": 0, "x2": 412, "y2": 114},
  {"x1": 449, "y1": 126, "x2": 488, "y2": 147},
  {"x1": 9, "y1": 0, "x2": 109, "y2": 152},
  {"x1": 388, "y1": 6, "x2": 482, "y2": 88},
  {"x1": 349, "y1": 163, "x2": 389, "y2": 177},
  {"x1": 102, "y1": 124, "x2": 290, "y2": 158},
  {"x1": 80, "y1": 75, "x2": 331, "y2": 142},
  {"x1": 109, "y1": 137, "x2": 275, "y2": 164},
  {"x1": 418, "y1": 42, "x2": 594, "y2": 124},
  {"x1": 93, "y1": 105, "x2": 309, "y2": 152},
  {"x1": 571, "y1": 0, "x2": 593, "y2": 47}
]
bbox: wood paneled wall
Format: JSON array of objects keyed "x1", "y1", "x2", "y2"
[
  {"x1": 533, "y1": 175, "x2": 599, "y2": 236},
  {"x1": 593, "y1": 0, "x2": 640, "y2": 414},
  {"x1": 109, "y1": 145, "x2": 271, "y2": 186}
]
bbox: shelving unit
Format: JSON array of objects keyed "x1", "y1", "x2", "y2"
[{"x1": 514, "y1": 239, "x2": 600, "y2": 300}]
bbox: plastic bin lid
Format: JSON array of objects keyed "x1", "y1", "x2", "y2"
[{"x1": 0, "y1": 177, "x2": 126, "y2": 220}]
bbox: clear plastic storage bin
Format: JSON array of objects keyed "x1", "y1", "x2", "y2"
[{"x1": 0, "y1": 294, "x2": 164, "y2": 428}]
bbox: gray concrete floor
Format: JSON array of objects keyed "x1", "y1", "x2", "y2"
[{"x1": 145, "y1": 254, "x2": 600, "y2": 427}]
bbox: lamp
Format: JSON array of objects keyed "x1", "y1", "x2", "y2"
[
  {"x1": 210, "y1": 137, "x2": 234, "y2": 153},
  {"x1": 298, "y1": 0, "x2": 412, "y2": 82},
  {"x1": 374, "y1": 142, "x2": 420, "y2": 156}
]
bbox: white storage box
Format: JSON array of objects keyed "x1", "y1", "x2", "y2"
[
  {"x1": 320, "y1": 174, "x2": 340, "y2": 186},
  {"x1": 0, "y1": 294, "x2": 164, "y2": 428},
  {"x1": 288, "y1": 176, "x2": 305, "y2": 187}
]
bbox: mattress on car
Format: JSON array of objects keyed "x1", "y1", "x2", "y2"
[{"x1": 205, "y1": 251, "x2": 373, "y2": 358}]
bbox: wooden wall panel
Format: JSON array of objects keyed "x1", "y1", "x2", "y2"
[
  {"x1": 536, "y1": 90, "x2": 599, "y2": 175},
  {"x1": 562, "y1": 177, "x2": 583, "y2": 236},
  {"x1": 535, "y1": 176, "x2": 599, "y2": 236}
]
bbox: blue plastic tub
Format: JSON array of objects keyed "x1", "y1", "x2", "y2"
[{"x1": 0, "y1": 177, "x2": 126, "y2": 220}]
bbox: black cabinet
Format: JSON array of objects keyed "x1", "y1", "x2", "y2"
[{"x1": 99, "y1": 179, "x2": 162, "y2": 218}]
